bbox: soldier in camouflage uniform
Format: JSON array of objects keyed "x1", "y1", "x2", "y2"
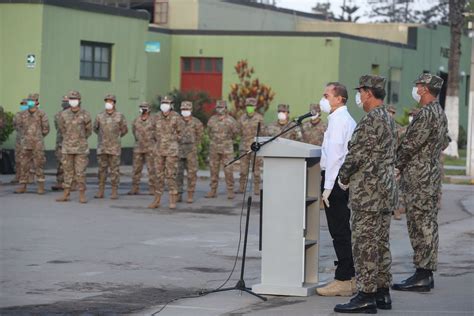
[
  {"x1": 148, "y1": 96, "x2": 183, "y2": 209},
  {"x1": 265, "y1": 104, "x2": 299, "y2": 140},
  {"x1": 237, "y1": 97, "x2": 264, "y2": 195},
  {"x1": 56, "y1": 90, "x2": 92, "y2": 203},
  {"x1": 14, "y1": 93, "x2": 50, "y2": 195},
  {"x1": 177, "y1": 101, "x2": 204, "y2": 203},
  {"x1": 299, "y1": 103, "x2": 327, "y2": 146},
  {"x1": 128, "y1": 101, "x2": 156, "y2": 195},
  {"x1": 392, "y1": 74, "x2": 449, "y2": 293},
  {"x1": 93, "y1": 94, "x2": 128, "y2": 200},
  {"x1": 11, "y1": 100, "x2": 28, "y2": 184},
  {"x1": 335, "y1": 75, "x2": 397, "y2": 314},
  {"x1": 206, "y1": 100, "x2": 239, "y2": 199},
  {"x1": 51, "y1": 95, "x2": 70, "y2": 191}
]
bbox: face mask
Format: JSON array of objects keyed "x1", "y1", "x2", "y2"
[
  {"x1": 69, "y1": 99, "x2": 79, "y2": 107},
  {"x1": 139, "y1": 108, "x2": 148, "y2": 114},
  {"x1": 319, "y1": 97, "x2": 330, "y2": 113},
  {"x1": 20, "y1": 105, "x2": 28, "y2": 111},
  {"x1": 27, "y1": 100, "x2": 35, "y2": 109},
  {"x1": 277, "y1": 112, "x2": 287, "y2": 121},
  {"x1": 311, "y1": 113, "x2": 320, "y2": 120},
  {"x1": 412, "y1": 87, "x2": 421, "y2": 103},
  {"x1": 355, "y1": 92, "x2": 362, "y2": 108},
  {"x1": 160, "y1": 103, "x2": 171, "y2": 113},
  {"x1": 181, "y1": 110, "x2": 191, "y2": 117},
  {"x1": 105, "y1": 102, "x2": 114, "y2": 110},
  {"x1": 408, "y1": 116, "x2": 413, "y2": 123},
  {"x1": 246, "y1": 106, "x2": 255, "y2": 115}
]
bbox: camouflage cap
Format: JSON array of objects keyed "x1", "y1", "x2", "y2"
[
  {"x1": 277, "y1": 103, "x2": 290, "y2": 112},
  {"x1": 309, "y1": 103, "x2": 321, "y2": 113},
  {"x1": 27, "y1": 93, "x2": 39, "y2": 101},
  {"x1": 245, "y1": 97, "x2": 257, "y2": 106},
  {"x1": 67, "y1": 90, "x2": 81, "y2": 99},
  {"x1": 355, "y1": 75, "x2": 386, "y2": 90},
  {"x1": 104, "y1": 93, "x2": 116, "y2": 102},
  {"x1": 413, "y1": 73, "x2": 444, "y2": 89},
  {"x1": 216, "y1": 100, "x2": 227, "y2": 108},
  {"x1": 139, "y1": 101, "x2": 151, "y2": 108},
  {"x1": 387, "y1": 105, "x2": 396, "y2": 114},
  {"x1": 161, "y1": 95, "x2": 173, "y2": 103},
  {"x1": 180, "y1": 101, "x2": 193, "y2": 110}
]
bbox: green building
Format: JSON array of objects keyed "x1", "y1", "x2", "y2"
[{"x1": 0, "y1": 0, "x2": 471, "y2": 165}]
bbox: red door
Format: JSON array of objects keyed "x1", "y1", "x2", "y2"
[{"x1": 180, "y1": 57, "x2": 223, "y2": 113}]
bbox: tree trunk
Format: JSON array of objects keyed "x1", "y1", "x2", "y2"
[{"x1": 444, "y1": 0, "x2": 465, "y2": 158}]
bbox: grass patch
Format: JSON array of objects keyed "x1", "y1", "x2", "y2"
[
  {"x1": 444, "y1": 149, "x2": 467, "y2": 166},
  {"x1": 444, "y1": 169, "x2": 466, "y2": 176}
]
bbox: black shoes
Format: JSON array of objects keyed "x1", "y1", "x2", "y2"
[
  {"x1": 392, "y1": 269, "x2": 434, "y2": 292},
  {"x1": 334, "y1": 291, "x2": 377, "y2": 314},
  {"x1": 375, "y1": 288, "x2": 392, "y2": 310}
]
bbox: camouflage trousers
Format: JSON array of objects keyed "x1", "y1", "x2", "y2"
[
  {"x1": 239, "y1": 151, "x2": 262, "y2": 189},
  {"x1": 98, "y1": 154, "x2": 121, "y2": 187},
  {"x1": 62, "y1": 154, "x2": 88, "y2": 190},
  {"x1": 155, "y1": 155, "x2": 178, "y2": 196},
  {"x1": 131, "y1": 152, "x2": 155, "y2": 189},
  {"x1": 177, "y1": 148, "x2": 199, "y2": 194},
  {"x1": 55, "y1": 146, "x2": 64, "y2": 184},
  {"x1": 405, "y1": 193, "x2": 439, "y2": 271},
  {"x1": 352, "y1": 210, "x2": 392, "y2": 293},
  {"x1": 19, "y1": 149, "x2": 45, "y2": 184},
  {"x1": 15, "y1": 144, "x2": 34, "y2": 182},
  {"x1": 209, "y1": 150, "x2": 234, "y2": 191}
]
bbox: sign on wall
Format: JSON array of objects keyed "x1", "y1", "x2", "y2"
[
  {"x1": 145, "y1": 41, "x2": 160, "y2": 53},
  {"x1": 27, "y1": 54, "x2": 36, "y2": 69}
]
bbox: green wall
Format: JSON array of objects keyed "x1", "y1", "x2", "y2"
[
  {"x1": 146, "y1": 30, "x2": 172, "y2": 103},
  {"x1": 169, "y1": 35, "x2": 341, "y2": 123}
]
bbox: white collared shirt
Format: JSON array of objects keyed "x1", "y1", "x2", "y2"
[{"x1": 320, "y1": 105, "x2": 356, "y2": 190}]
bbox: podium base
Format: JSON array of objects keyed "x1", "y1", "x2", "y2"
[{"x1": 252, "y1": 282, "x2": 319, "y2": 297}]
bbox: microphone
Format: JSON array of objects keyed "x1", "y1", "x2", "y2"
[{"x1": 293, "y1": 109, "x2": 318, "y2": 123}]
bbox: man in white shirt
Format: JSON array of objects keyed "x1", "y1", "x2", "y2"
[{"x1": 316, "y1": 82, "x2": 357, "y2": 297}]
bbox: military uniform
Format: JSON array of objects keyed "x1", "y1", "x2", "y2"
[
  {"x1": 206, "y1": 100, "x2": 239, "y2": 199},
  {"x1": 128, "y1": 102, "x2": 156, "y2": 195},
  {"x1": 52, "y1": 96, "x2": 70, "y2": 190},
  {"x1": 237, "y1": 97, "x2": 264, "y2": 195},
  {"x1": 12, "y1": 107, "x2": 25, "y2": 183},
  {"x1": 338, "y1": 76, "x2": 397, "y2": 296},
  {"x1": 265, "y1": 103, "x2": 299, "y2": 140},
  {"x1": 15, "y1": 93, "x2": 50, "y2": 194},
  {"x1": 299, "y1": 103, "x2": 327, "y2": 146},
  {"x1": 177, "y1": 101, "x2": 204, "y2": 203},
  {"x1": 396, "y1": 74, "x2": 449, "y2": 273},
  {"x1": 57, "y1": 90, "x2": 92, "y2": 203},
  {"x1": 149, "y1": 96, "x2": 183, "y2": 209},
  {"x1": 93, "y1": 94, "x2": 128, "y2": 199}
]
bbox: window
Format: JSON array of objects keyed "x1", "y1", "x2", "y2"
[
  {"x1": 80, "y1": 41, "x2": 112, "y2": 81},
  {"x1": 154, "y1": 1, "x2": 169, "y2": 25},
  {"x1": 181, "y1": 58, "x2": 223, "y2": 74}
]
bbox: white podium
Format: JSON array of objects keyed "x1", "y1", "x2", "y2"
[{"x1": 252, "y1": 137, "x2": 322, "y2": 296}]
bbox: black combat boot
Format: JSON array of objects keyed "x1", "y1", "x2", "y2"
[
  {"x1": 392, "y1": 268, "x2": 434, "y2": 292},
  {"x1": 334, "y1": 291, "x2": 377, "y2": 314},
  {"x1": 375, "y1": 287, "x2": 392, "y2": 310}
]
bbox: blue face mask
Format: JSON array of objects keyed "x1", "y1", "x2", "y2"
[
  {"x1": 20, "y1": 105, "x2": 28, "y2": 111},
  {"x1": 27, "y1": 100, "x2": 35, "y2": 108}
]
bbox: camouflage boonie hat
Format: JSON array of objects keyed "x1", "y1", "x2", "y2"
[
  {"x1": 413, "y1": 73, "x2": 444, "y2": 89},
  {"x1": 161, "y1": 95, "x2": 173, "y2": 103},
  {"x1": 387, "y1": 105, "x2": 396, "y2": 114},
  {"x1": 67, "y1": 90, "x2": 81, "y2": 99},
  {"x1": 27, "y1": 93, "x2": 39, "y2": 101},
  {"x1": 355, "y1": 75, "x2": 386, "y2": 90},
  {"x1": 277, "y1": 103, "x2": 290, "y2": 112},
  {"x1": 104, "y1": 93, "x2": 116, "y2": 102},
  {"x1": 180, "y1": 101, "x2": 193, "y2": 110},
  {"x1": 309, "y1": 103, "x2": 321, "y2": 113},
  {"x1": 245, "y1": 97, "x2": 257, "y2": 106},
  {"x1": 216, "y1": 100, "x2": 227, "y2": 108},
  {"x1": 139, "y1": 101, "x2": 151, "y2": 108}
]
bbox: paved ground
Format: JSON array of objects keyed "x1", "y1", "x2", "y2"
[{"x1": 0, "y1": 169, "x2": 473, "y2": 315}]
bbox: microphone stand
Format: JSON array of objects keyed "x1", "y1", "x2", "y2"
[{"x1": 207, "y1": 118, "x2": 305, "y2": 301}]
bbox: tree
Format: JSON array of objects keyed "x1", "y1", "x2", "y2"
[
  {"x1": 228, "y1": 60, "x2": 275, "y2": 117},
  {"x1": 340, "y1": 4, "x2": 361, "y2": 22},
  {"x1": 444, "y1": 0, "x2": 467, "y2": 158},
  {"x1": 311, "y1": 2, "x2": 335, "y2": 20}
]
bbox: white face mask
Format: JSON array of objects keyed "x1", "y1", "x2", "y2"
[
  {"x1": 412, "y1": 87, "x2": 421, "y2": 103},
  {"x1": 408, "y1": 116, "x2": 413, "y2": 123},
  {"x1": 355, "y1": 92, "x2": 362, "y2": 108},
  {"x1": 69, "y1": 99, "x2": 79, "y2": 107},
  {"x1": 311, "y1": 113, "x2": 320, "y2": 120},
  {"x1": 181, "y1": 110, "x2": 191, "y2": 117},
  {"x1": 105, "y1": 102, "x2": 114, "y2": 110},
  {"x1": 319, "y1": 97, "x2": 331, "y2": 113},
  {"x1": 160, "y1": 103, "x2": 171, "y2": 113},
  {"x1": 277, "y1": 112, "x2": 287, "y2": 121}
]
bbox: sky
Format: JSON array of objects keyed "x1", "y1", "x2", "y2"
[{"x1": 276, "y1": 0, "x2": 440, "y2": 23}]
